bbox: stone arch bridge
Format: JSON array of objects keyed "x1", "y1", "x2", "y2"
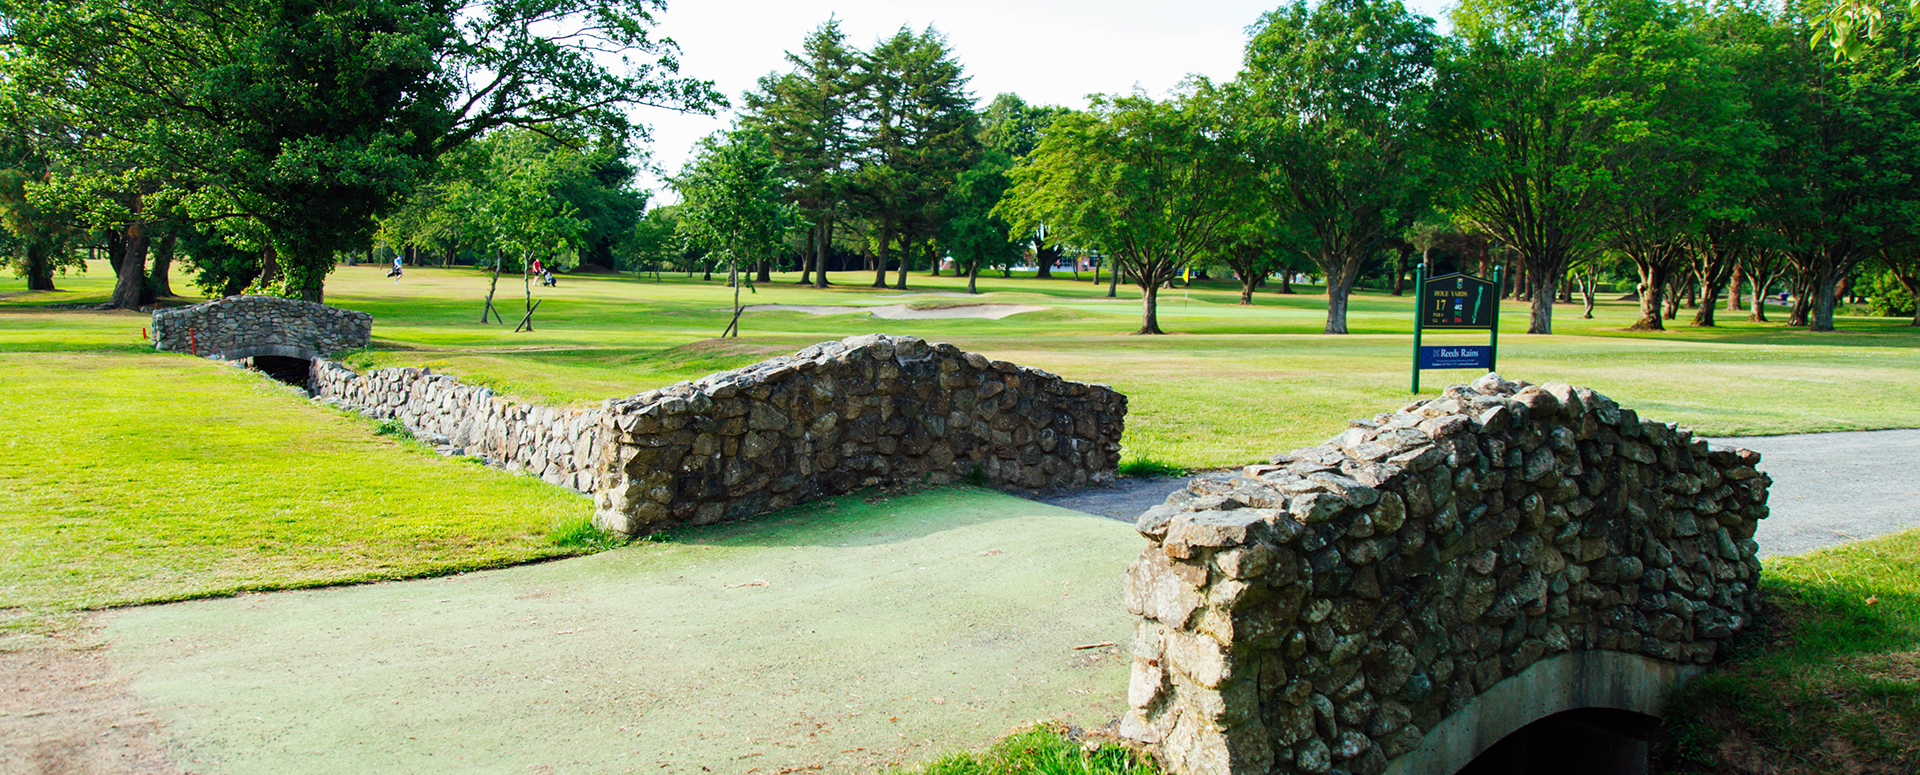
[
  {"x1": 152, "y1": 295, "x2": 371, "y2": 383},
  {"x1": 1122, "y1": 374, "x2": 1770, "y2": 775}
]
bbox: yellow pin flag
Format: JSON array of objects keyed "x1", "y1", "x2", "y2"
[{"x1": 1182, "y1": 266, "x2": 1191, "y2": 284}]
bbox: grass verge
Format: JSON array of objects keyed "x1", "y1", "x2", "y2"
[
  {"x1": 1651, "y1": 531, "x2": 1920, "y2": 772},
  {"x1": 893, "y1": 723, "x2": 1163, "y2": 775},
  {"x1": 0, "y1": 352, "x2": 594, "y2": 634}
]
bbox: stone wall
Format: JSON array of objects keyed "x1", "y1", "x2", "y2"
[
  {"x1": 591, "y1": 334, "x2": 1127, "y2": 533},
  {"x1": 307, "y1": 334, "x2": 1127, "y2": 532},
  {"x1": 309, "y1": 361, "x2": 605, "y2": 493},
  {"x1": 1120, "y1": 374, "x2": 1770, "y2": 775},
  {"x1": 153, "y1": 295, "x2": 372, "y2": 360}
]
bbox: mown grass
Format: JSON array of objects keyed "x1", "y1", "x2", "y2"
[
  {"x1": 4, "y1": 262, "x2": 1919, "y2": 771},
  {"x1": 0, "y1": 351, "x2": 596, "y2": 635},
  {"x1": 1652, "y1": 531, "x2": 1920, "y2": 772}
]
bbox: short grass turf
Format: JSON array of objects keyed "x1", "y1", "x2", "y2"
[
  {"x1": 1652, "y1": 529, "x2": 1920, "y2": 773},
  {"x1": 0, "y1": 351, "x2": 593, "y2": 627},
  {"x1": 101, "y1": 487, "x2": 1137, "y2": 775}
]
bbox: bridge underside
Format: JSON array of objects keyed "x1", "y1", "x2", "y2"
[{"x1": 1385, "y1": 651, "x2": 1701, "y2": 775}]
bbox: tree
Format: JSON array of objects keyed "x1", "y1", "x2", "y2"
[
  {"x1": 848, "y1": 27, "x2": 979, "y2": 291},
  {"x1": 0, "y1": 0, "x2": 717, "y2": 306},
  {"x1": 1241, "y1": 0, "x2": 1441, "y2": 334},
  {"x1": 1440, "y1": 0, "x2": 1643, "y2": 334},
  {"x1": 742, "y1": 18, "x2": 862, "y2": 289},
  {"x1": 981, "y1": 93, "x2": 1071, "y2": 279},
  {"x1": 1001, "y1": 90, "x2": 1249, "y2": 334},
  {"x1": 939, "y1": 151, "x2": 1022, "y2": 294},
  {"x1": 672, "y1": 129, "x2": 801, "y2": 337}
]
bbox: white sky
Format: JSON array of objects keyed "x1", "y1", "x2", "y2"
[{"x1": 632, "y1": 0, "x2": 1457, "y2": 198}]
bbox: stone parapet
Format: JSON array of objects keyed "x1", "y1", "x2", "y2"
[
  {"x1": 309, "y1": 361, "x2": 604, "y2": 493},
  {"x1": 1121, "y1": 374, "x2": 1770, "y2": 775},
  {"x1": 153, "y1": 295, "x2": 371, "y2": 360},
  {"x1": 306, "y1": 335, "x2": 1126, "y2": 533},
  {"x1": 591, "y1": 334, "x2": 1127, "y2": 533}
]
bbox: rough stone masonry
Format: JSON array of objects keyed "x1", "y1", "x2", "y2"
[
  {"x1": 1121, "y1": 373, "x2": 1770, "y2": 775},
  {"x1": 309, "y1": 334, "x2": 1127, "y2": 535},
  {"x1": 153, "y1": 294, "x2": 371, "y2": 360}
]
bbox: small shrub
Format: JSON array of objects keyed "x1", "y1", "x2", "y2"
[
  {"x1": 964, "y1": 465, "x2": 987, "y2": 486},
  {"x1": 892, "y1": 723, "x2": 1162, "y2": 775},
  {"x1": 1864, "y1": 270, "x2": 1916, "y2": 318},
  {"x1": 372, "y1": 418, "x2": 413, "y2": 440},
  {"x1": 546, "y1": 515, "x2": 630, "y2": 551}
]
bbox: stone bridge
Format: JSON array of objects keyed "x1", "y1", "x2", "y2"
[
  {"x1": 309, "y1": 334, "x2": 1128, "y2": 534},
  {"x1": 152, "y1": 295, "x2": 372, "y2": 363},
  {"x1": 1122, "y1": 374, "x2": 1770, "y2": 775}
]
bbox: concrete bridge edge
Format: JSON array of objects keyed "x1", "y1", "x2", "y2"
[{"x1": 1383, "y1": 650, "x2": 1704, "y2": 775}]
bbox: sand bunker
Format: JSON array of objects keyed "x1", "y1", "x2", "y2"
[{"x1": 743, "y1": 303, "x2": 1047, "y2": 320}]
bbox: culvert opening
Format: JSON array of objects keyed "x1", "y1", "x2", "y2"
[
  {"x1": 247, "y1": 355, "x2": 314, "y2": 391},
  {"x1": 1455, "y1": 707, "x2": 1659, "y2": 775}
]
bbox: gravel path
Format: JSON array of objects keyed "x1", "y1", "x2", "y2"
[
  {"x1": 1039, "y1": 429, "x2": 1920, "y2": 558},
  {"x1": 1707, "y1": 429, "x2": 1920, "y2": 557}
]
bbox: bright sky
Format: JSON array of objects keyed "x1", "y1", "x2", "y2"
[{"x1": 633, "y1": 0, "x2": 1457, "y2": 197}]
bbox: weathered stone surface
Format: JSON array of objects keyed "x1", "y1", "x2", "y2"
[
  {"x1": 312, "y1": 334, "x2": 1125, "y2": 534},
  {"x1": 1121, "y1": 375, "x2": 1770, "y2": 775},
  {"x1": 153, "y1": 295, "x2": 371, "y2": 362}
]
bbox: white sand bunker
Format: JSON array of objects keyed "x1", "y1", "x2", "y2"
[{"x1": 743, "y1": 303, "x2": 1048, "y2": 320}]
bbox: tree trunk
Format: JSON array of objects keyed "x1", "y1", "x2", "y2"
[
  {"x1": 148, "y1": 227, "x2": 178, "y2": 298},
  {"x1": 1323, "y1": 262, "x2": 1355, "y2": 335},
  {"x1": 1809, "y1": 259, "x2": 1840, "y2": 332},
  {"x1": 1581, "y1": 266, "x2": 1596, "y2": 319},
  {"x1": 756, "y1": 259, "x2": 771, "y2": 284},
  {"x1": 1107, "y1": 262, "x2": 1119, "y2": 298},
  {"x1": 111, "y1": 219, "x2": 151, "y2": 310},
  {"x1": 1526, "y1": 268, "x2": 1559, "y2": 334},
  {"x1": 815, "y1": 218, "x2": 832, "y2": 288},
  {"x1": 1726, "y1": 262, "x2": 1744, "y2": 311},
  {"x1": 1692, "y1": 285, "x2": 1720, "y2": 326},
  {"x1": 1240, "y1": 271, "x2": 1257, "y2": 305},
  {"x1": 482, "y1": 254, "x2": 503, "y2": 323},
  {"x1": 1788, "y1": 269, "x2": 1812, "y2": 327},
  {"x1": 873, "y1": 225, "x2": 892, "y2": 288},
  {"x1": 1279, "y1": 271, "x2": 1294, "y2": 294},
  {"x1": 967, "y1": 261, "x2": 979, "y2": 294},
  {"x1": 1391, "y1": 247, "x2": 1408, "y2": 296},
  {"x1": 1628, "y1": 261, "x2": 1667, "y2": 331},
  {"x1": 108, "y1": 231, "x2": 127, "y2": 277},
  {"x1": 1035, "y1": 243, "x2": 1059, "y2": 280},
  {"x1": 24, "y1": 242, "x2": 55, "y2": 291},
  {"x1": 1138, "y1": 281, "x2": 1163, "y2": 334},
  {"x1": 798, "y1": 225, "x2": 814, "y2": 285}
]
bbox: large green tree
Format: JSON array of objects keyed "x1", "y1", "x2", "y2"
[
  {"x1": 0, "y1": 0, "x2": 716, "y2": 307},
  {"x1": 672, "y1": 128, "x2": 801, "y2": 337},
  {"x1": 848, "y1": 27, "x2": 979, "y2": 291},
  {"x1": 1241, "y1": 0, "x2": 1441, "y2": 334},
  {"x1": 1001, "y1": 90, "x2": 1250, "y2": 334},
  {"x1": 741, "y1": 18, "x2": 861, "y2": 289}
]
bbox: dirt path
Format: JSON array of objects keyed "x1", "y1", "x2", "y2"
[
  {"x1": 5, "y1": 488, "x2": 1136, "y2": 775},
  {"x1": 5, "y1": 431, "x2": 1912, "y2": 774}
]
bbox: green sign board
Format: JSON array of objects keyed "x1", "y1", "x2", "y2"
[
  {"x1": 1412, "y1": 265, "x2": 1501, "y2": 394},
  {"x1": 1420, "y1": 272, "x2": 1497, "y2": 330}
]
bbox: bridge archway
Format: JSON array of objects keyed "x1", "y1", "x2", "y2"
[{"x1": 1387, "y1": 651, "x2": 1697, "y2": 775}]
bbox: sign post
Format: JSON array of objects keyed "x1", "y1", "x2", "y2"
[{"x1": 1412, "y1": 265, "x2": 1501, "y2": 394}]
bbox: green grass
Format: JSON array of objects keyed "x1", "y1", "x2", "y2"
[
  {"x1": 1651, "y1": 531, "x2": 1920, "y2": 772},
  {"x1": 4, "y1": 261, "x2": 1920, "y2": 770},
  {"x1": 0, "y1": 351, "x2": 593, "y2": 633},
  {"x1": 892, "y1": 723, "x2": 1162, "y2": 775}
]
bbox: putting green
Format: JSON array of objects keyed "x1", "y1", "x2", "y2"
[{"x1": 104, "y1": 487, "x2": 1142, "y2": 774}]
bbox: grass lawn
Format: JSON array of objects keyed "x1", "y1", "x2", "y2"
[
  {"x1": 3, "y1": 260, "x2": 1918, "y2": 772},
  {"x1": 0, "y1": 350, "x2": 594, "y2": 634}
]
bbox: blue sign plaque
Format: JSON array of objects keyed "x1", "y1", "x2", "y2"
[{"x1": 1419, "y1": 345, "x2": 1493, "y2": 370}]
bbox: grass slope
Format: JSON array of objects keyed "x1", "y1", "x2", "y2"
[{"x1": 0, "y1": 351, "x2": 592, "y2": 632}]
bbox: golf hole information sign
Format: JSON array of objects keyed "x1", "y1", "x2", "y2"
[{"x1": 1412, "y1": 264, "x2": 1501, "y2": 393}]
